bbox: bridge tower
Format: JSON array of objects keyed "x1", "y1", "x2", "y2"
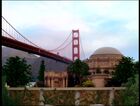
[{"x1": 72, "y1": 29, "x2": 80, "y2": 61}]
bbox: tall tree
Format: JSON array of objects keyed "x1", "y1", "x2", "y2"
[
  {"x1": 113, "y1": 56, "x2": 135, "y2": 85},
  {"x1": 106, "y1": 56, "x2": 137, "y2": 87},
  {"x1": 38, "y1": 60, "x2": 45, "y2": 81},
  {"x1": 2, "y1": 56, "x2": 31, "y2": 87},
  {"x1": 67, "y1": 59, "x2": 90, "y2": 86}
]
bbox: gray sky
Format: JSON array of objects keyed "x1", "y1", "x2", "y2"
[{"x1": 2, "y1": 1, "x2": 138, "y2": 61}]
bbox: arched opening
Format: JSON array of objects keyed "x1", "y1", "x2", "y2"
[{"x1": 104, "y1": 69, "x2": 109, "y2": 74}]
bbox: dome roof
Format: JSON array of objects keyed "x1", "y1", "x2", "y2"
[{"x1": 93, "y1": 47, "x2": 122, "y2": 55}]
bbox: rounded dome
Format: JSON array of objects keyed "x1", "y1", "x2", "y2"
[{"x1": 93, "y1": 47, "x2": 122, "y2": 55}]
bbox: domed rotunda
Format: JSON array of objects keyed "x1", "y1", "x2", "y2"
[{"x1": 85, "y1": 47, "x2": 123, "y2": 87}]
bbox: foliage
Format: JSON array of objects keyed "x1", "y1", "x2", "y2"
[
  {"x1": 122, "y1": 74, "x2": 139, "y2": 105},
  {"x1": 133, "y1": 61, "x2": 139, "y2": 74},
  {"x1": 82, "y1": 80, "x2": 94, "y2": 87},
  {"x1": 95, "y1": 91, "x2": 101, "y2": 104},
  {"x1": 68, "y1": 72, "x2": 75, "y2": 87},
  {"x1": 38, "y1": 60, "x2": 45, "y2": 81},
  {"x1": 36, "y1": 81, "x2": 45, "y2": 87},
  {"x1": 2, "y1": 76, "x2": 21, "y2": 106},
  {"x1": 113, "y1": 74, "x2": 139, "y2": 106},
  {"x1": 44, "y1": 95, "x2": 55, "y2": 104},
  {"x1": 67, "y1": 59, "x2": 90, "y2": 86},
  {"x1": 105, "y1": 78, "x2": 121, "y2": 87},
  {"x1": 2, "y1": 56, "x2": 32, "y2": 87},
  {"x1": 68, "y1": 59, "x2": 90, "y2": 76},
  {"x1": 106, "y1": 56, "x2": 137, "y2": 86},
  {"x1": 37, "y1": 60, "x2": 45, "y2": 87},
  {"x1": 44, "y1": 90, "x2": 75, "y2": 105}
]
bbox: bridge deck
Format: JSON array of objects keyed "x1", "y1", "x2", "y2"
[{"x1": 2, "y1": 36, "x2": 72, "y2": 64}]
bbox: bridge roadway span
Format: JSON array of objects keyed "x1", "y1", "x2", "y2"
[{"x1": 2, "y1": 36, "x2": 72, "y2": 64}]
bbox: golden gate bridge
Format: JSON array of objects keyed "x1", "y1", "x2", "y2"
[{"x1": 2, "y1": 16, "x2": 86, "y2": 64}]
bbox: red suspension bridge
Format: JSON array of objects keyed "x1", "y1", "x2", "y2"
[{"x1": 2, "y1": 16, "x2": 86, "y2": 64}]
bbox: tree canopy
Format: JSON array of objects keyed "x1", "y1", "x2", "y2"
[
  {"x1": 113, "y1": 74, "x2": 139, "y2": 106},
  {"x1": 38, "y1": 60, "x2": 45, "y2": 81},
  {"x1": 68, "y1": 59, "x2": 90, "y2": 76},
  {"x1": 123, "y1": 74, "x2": 139, "y2": 105},
  {"x1": 67, "y1": 59, "x2": 90, "y2": 86},
  {"x1": 2, "y1": 75, "x2": 21, "y2": 106},
  {"x1": 2, "y1": 56, "x2": 32, "y2": 87},
  {"x1": 106, "y1": 56, "x2": 138, "y2": 87}
]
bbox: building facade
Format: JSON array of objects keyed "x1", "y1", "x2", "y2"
[
  {"x1": 85, "y1": 47, "x2": 123, "y2": 87},
  {"x1": 44, "y1": 47, "x2": 123, "y2": 88},
  {"x1": 44, "y1": 71, "x2": 68, "y2": 87}
]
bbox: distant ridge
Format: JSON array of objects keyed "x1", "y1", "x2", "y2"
[{"x1": 2, "y1": 47, "x2": 68, "y2": 81}]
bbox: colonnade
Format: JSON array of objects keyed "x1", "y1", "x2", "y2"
[{"x1": 46, "y1": 76, "x2": 68, "y2": 87}]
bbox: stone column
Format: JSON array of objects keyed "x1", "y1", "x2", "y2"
[
  {"x1": 101, "y1": 69, "x2": 104, "y2": 74},
  {"x1": 44, "y1": 77, "x2": 46, "y2": 87},
  {"x1": 50, "y1": 77, "x2": 52, "y2": 87},
  {"x1": 109, "y1": 88, "x2": 115, "y2": 106},
  {"x1": 62, "y1": 78, "x2": 63, "y2": 88},
  {"x1": 64, "y1": 77, "x2": 66, "y2": 87},
  {"x1": 47, "y1": 77, "x2": 49, "y2": 87},
  {"x1": 39, "y1": 89, "x2": 45, "y2": 106},
  {"x1": 66, "y1": 77, "x2": 68, "y2": 87},
  {"x1": 52, "y1": 77, "x2": 54, "y2": 88},
  {"x1": 67, "y1": 77, "x2": 68, "y2": 87},
  {"x1": 75, "y1": 91, "x2": 80, "y2": 106},
  {"x1": 62, "y1": 77, "x2": 65, "y2": 87}
]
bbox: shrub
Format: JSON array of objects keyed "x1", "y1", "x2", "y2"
[
  {"x1": 113, "y1": 74, "x2": 139, "y2": 106},
  {"x1": 121, "y1": 74, "x2": 139, "y2": 105},
  {"x1": 2, "y1": 56, "x2": 31, "y2": 87},
  {"x1": 2, "y1": 76, "x2": 21, "y2": 106},
  {"x1": 82, "y1": 80, "x2": 94, "y2": 87}
]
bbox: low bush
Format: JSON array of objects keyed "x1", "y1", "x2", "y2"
[
  {"x1": 82, "y1": 80, "x2": 94, "y2": 87},
  {"x1": 2, "y1": 76, "x2": 21, "y2": 106}
]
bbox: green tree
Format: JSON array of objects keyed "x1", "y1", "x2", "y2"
[
  {"x1": 38, "y1": 60, "x2": 45, "y2": 81},
  {"x1": 67, "y1": 59, "x2": 90, "y2": 85},
  {"x1": 133, "y1": 61, "x2": 139, "y2": 74},
  {"x1": 113, "y1": 74, "x2": 139, "y2": 106},
  {"x1": 2, "y1": 75, "x2": 23, "y2": 106},
  {"x1": 122, "y1": 74, "x2": 139, "y2": 105},
  {"x1": 106, "y1": 56, "x2": 138, "y2": 87},
  {"x1": 112, "y1": 56, "x2": 136, "y2": 86},
  {"x1": 2, "y1": 56, "x2": 31, "y2": 87},
  {"x1": 2, "y1": 75, "x2": 15, "y2": 106}
]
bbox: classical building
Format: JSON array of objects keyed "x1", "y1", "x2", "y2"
[
  {"x1": 85, "y1": 47, "x2": 123, "y2": 87},
  {"x1": 44, "y1": 71, "x2": 68, "y2": 87},
  {"x1": 44, "y1": 47, "x2": 123, "y2": 88}
]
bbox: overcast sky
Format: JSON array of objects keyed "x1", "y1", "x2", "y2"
[{"x1": 2, "y1": 1, "x2": 138, "y2": 61}]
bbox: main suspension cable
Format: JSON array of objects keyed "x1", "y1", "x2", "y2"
[
  {"x1": 49, "y1": 32, "x2": 72, "y2": 51},
  {"x1": 80, "y1": 36, "x2": 86, "y2": 59},
  {"x1": 2, "y1": 16, "x2": 40, "y2": 48},
  {"x1": 53, "y1": 40, "x2": 72, "y2": 52}
]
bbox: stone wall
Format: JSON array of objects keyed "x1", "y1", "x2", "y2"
[{"x1": 7, "y1": 87, "x2": 125, "y2": 106}]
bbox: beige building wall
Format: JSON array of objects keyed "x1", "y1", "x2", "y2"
[
  {"x1": 44, "y1": 71, "x2": 68, "y2": 88},
  {"x1": 93, "y1": 78, "x2": 105, "y2": 87},
  {"x1": 91, "y1": 75, "x2": 110, "y2": 87},
  {"x1": 85, "y1": 47, "x2": 123, "y2": 87}
]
